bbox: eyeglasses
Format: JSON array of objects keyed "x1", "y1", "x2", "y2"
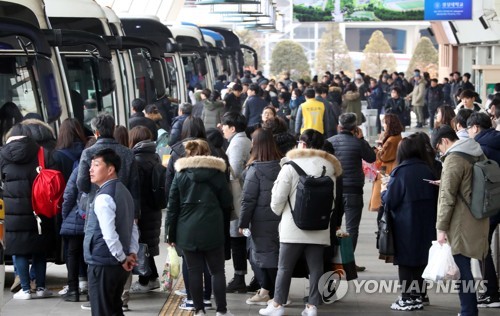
[{"x1": 435, "y1": 139, "x2": 441, "y2": 152}]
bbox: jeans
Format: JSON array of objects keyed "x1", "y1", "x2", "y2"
[
  {"x1": 414, "y1": 106, "x2": 424, "y2": 125},
  {"x1": 274, "y1": 243, "x2": 324, "y2": 306},
  {"x1": 230, "y1": 237, "x2": 247, "y2": 275},
  {"x1": 16, "y1": 254, "x2": 46, "y2": 291},
  {"x1": 428, "y1": 106, "x2": 437, "y2": 129},
  {"x1": 254, "y1": 267, "x2": 278, "y2": 297},
  {"x1": 12, "y1": 255, "x2": 36, "y2": 280},
  {"x1": 183, "y1": 246, "x2": 227, "y2": 313},
  {"x1": 398, "y1": 265, "x2": 427, "y2": 300},
  {"x1": 481, "y1": 213, "x2": 500, "y2": 298},
  {"x1": 182, "y1": 255, "x2": 212, "y2": 301},
  {"x1": 343, "y1": 193, "x2": 364, "y2": 252},
  {"x1": 64, "y1": 235, "x2": 86, "y2": 292},
  {"x1": 453, "y1": 254, "x2": 478, "y2": 316}
]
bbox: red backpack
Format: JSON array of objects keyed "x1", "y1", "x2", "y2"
[{"x1": 32, "y1": 147, "x2": 65, "y2": 218}]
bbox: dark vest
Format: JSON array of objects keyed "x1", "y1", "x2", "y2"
[{"x1": 84, "y1": 179, "x2": 134, "y2": 266}]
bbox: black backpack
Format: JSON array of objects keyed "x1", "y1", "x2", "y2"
[
  {"x1": 285, "y1": 161, "x2": 334, "y2": 230},
  {"x1": 150, "y1": 162, "x2": 167, "y2": 209}
]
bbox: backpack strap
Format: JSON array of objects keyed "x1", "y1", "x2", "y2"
[
  {"x1": 449, "y1": 152, "x2": 476, "y2": 212},
  {"x1": 284, "y1": 161, "x2": 307, "y2": 213},
  {"x1": 37, "y1": 146, "x2": 45, "y2": 170}
]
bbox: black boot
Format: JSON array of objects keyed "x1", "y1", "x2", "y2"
[
  {"x1": 226, "y1": 274, "x2": 247, "y2": 293},
  {"x1": 246, "y1": 277, "x2": 260, "y2": 293},
  {"x1": 63, "y1": 290, "x2": 80, "y2": 302}
]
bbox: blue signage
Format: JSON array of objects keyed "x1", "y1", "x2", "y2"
[{"x1": 424, "y1": 0, "x2": 473, "y2": 21}]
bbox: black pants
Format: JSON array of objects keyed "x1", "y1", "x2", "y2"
[
  {"x1": 183, "y1": 246, "x2": 227, "y2": 314},
  {"x1": 230, "y1": 237, "x2": 247, "y2": 274},
  {"x1": 254, "y1": 267, "x2": 277, "y2": 297},
  {"x1": 182, "y1": 255, "x2": 212, "y2": 300},
  {"x1": 138, "y1": 255, "x2": 159, "y2": 285},
  {"x1": 65, "y1": 235, "x2": 86, "y2": 292},
  {"x1": 88, "y1": 264, "x2": 129, "y2": 316},
  {"x1": 398, "y1": 265, "x2": 427, "y2": 300}
]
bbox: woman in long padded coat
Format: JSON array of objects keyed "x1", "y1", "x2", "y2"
[
  {"x1": 0, "y1": 124, "x2": 56, "y2": 299},
  {"x1": 238, "y1": 128, "x2": 282, "y2": 305},
  {"x1": 381, "y1": 135, "x2": 438, "y2": 311},
  {"x1": 128, "y1": 126, "x2": 163, "y2": 292}
]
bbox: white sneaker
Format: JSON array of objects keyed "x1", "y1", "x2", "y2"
[
  {"x1": 36, "y1": 288, "x2": 53, "y2": 298},
  {"x1": 79, "y1": 280, "x2": 88, "y2": 294},
  {"x1": 58, "y1": 285, "x2": 69, "y2": 295},
  {"x1": 259, "y1": 302, "x2": 285, "y2": 316},
  {"x1": 174, "y1": 288, "x2": 187, "y2": 296},
  {"x1": 81, "y1": 302, "x2": 91, "y2": 310},
  {"x1": 216, "y1": 311, "x2": 234, "y2": 316},
  {"x1": 13, "y1": 289, "x2": 32, "y2": 300},
  {"x1": 129, "y1": 281, "x2": 154, "y2": 294},
  {"x1": 301, "y1": 304, "x2": 318, "y2": 316}
]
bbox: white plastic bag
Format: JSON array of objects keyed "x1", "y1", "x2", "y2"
[
  {"x1": 422, "y1": 241, "x2": 460, "y2": 282},
  {"x1": 471, "y1": 259, "x2": 482, "y2": 280}
]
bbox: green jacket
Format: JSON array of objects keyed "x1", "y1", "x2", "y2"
[
  {"x1": 436, "y1": 138, "x2": 489, "y2": 260},
  {"x1": 167, "y1": 155, "x2": 232, "y2": 251}
]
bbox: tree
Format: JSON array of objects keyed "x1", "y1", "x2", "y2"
[
  {"x1": 406, "y1": 37, "x2": 438, "y2": 78},
  {"x1": 235, "y1": 30, "x2": 263, "y2": 71},
  {"x1": 360, "y1": 30, "x2": 397, "y2": 78},
  {"x1": 270, "y1": 40, "x2": 310, "y2": 80},
  {"x1": 315, "y1": 23, "x2": 354, "y2": 76}
]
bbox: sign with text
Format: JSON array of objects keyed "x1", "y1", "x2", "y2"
[{"x1": 293, "y1": 0, "x2": 473, "y2": 22}]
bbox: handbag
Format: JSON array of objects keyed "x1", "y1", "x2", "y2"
[
  {"x1": 331, "y1": 236, "x2": 358, "y2": 281},
  {"x1": 377, "y1": 204, "x2": 394, "y2": 257},
  {"x1": 132, "y1": 243, "x2": 152, "y2": 276},
  {"x1": 229, "y1": 167, "x2": 241, "y2": 221}
]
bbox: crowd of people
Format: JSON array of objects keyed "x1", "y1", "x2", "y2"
[{"x1": 0, "y1": 67, "x2": 499, "y2": 316}]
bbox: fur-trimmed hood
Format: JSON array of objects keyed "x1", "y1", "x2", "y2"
[
  {"x1": 344, "y1": 91, "x2": 360, "y2": 101},
  {"x1": 175, "y1": 155, "x2": 226, "y2": 173},
  {"x1": 286, "y1": 148, "x2": 342, "y2": 177}
]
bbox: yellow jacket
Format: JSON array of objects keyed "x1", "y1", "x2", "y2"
[{"x1": 295, "y1": 98, "x2": 326, "y2": 134}]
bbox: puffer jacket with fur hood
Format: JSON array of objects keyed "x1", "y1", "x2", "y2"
[
  {"x1": 271, "y1": 148, "x2": 342, "y2": 245},
  {"x1": 167, "y1": 156, "x2": 233, "y2": 252}
]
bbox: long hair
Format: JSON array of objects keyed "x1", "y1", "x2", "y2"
[
  {"x1": 129, "y1": 125, "x2": 153, "y2": 149},
  {"x1": 56, "y1": 118, "x2": 87, "y2": 149},
  {"x1": 0, "y1": 102, "x2": 23, "y2": 145},
  {"x1": 181, "y1": 116, "x2": 206, "y2": 140},
  {"x1": 382, "y1": 113, "x2": 403, "y2": 143},
  {"x1": 396, "y1": 134, "x2": 432, "y2": 167},
  {"x1": 435, "y1": 105, "x2": 456, "y2": 129},
  {"x1": 113, "y1": 125, "x2": 129, "y2": 147},
  {"x1": 247, "y1": 128, "x2": 283, "y2": 166}
]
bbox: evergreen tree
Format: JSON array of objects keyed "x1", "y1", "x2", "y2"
[
  {"x1": 360, "y1": 30, "x2": 397, "y2": 78},
  {"x1": 270, "y1": 40, "x2": 310, "y2": 80},
  {"x1": 406, "y1": 36, "x2": 438, "y2": 78},
  {"x1": 315, "y1": 23, "x2": 354, "y2": 75}
]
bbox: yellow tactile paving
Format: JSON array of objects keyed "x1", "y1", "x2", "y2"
[{"x1": 159, "y1": 277, "x2": 193, "y2": 316}]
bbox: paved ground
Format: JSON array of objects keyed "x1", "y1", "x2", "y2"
[
  {"x1": 1, "y1": 186, "x2": 499, "y2": 315},
  {"x1": 0, "y1": 119, "x2": 498, "y2": 315}
]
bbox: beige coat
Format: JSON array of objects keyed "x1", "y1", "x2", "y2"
[
  {"x1": 342, "y1": 91, "x2": 363, "y2": 125},
  {"x1": 408, "y1": 79, "x2": 427, "y2": 107},
  {"x1": 369, "y1": 134, "x2": 402, "y2": 211},
  {"x1": 436, "y1": 139, "x2": 489, "y2": 260},
  {"x1": 271, "y1": 148, "x2": 342, "y2": 246}
]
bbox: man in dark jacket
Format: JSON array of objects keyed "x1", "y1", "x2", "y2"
[
  {"x1": 466, "y1": 112, "x2": 500, "y2": 308},
  {"x1": 84, "y1": 148, "x2": 138, "y2": 316},
  {"x1": 244, "y1": 84, "x2": 268, "y2": 126},
  {"x1": 223, "y1": 84, "x2": 243, "y2": 114},
  {"x1": 129, "y1": 98, "x2": 158, "y2": 141},
  {"x1": 327, "y1": 113, "x2": 376, "y2": 271},
  {"x1": 366, "y1": 78, "x2": 384, "y2": 134},
  {"x1": 450, "y1": 72, "x2": 462, "y2": 108},
  {"x1": 168, "y1": 103, "x2": 192, "y2": 146},
  {"x1": 425, "y1": 79, "x2": 444, "y2": 129},
  {"x1": 315, "y1": 84, "x2": 337, "y2": 138},
  {"x1": 77, "y1": 113, "x2": 140, "y2": 219}
]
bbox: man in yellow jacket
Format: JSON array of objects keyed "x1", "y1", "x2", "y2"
[{"x1": 294, "y1": 88, "x2": 328, "y2": 135}]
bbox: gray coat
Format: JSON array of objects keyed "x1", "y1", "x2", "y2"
[
  {"x1": 226, "y1": 132, "x2": 251, "y2": 237},
  {"x1": 77, "y1": 138, "x2": 140, "y2": 218},
  {"x1": 238, "y1": 161, "x2": 281, "y2": 268},
  {"x1": 201, "y1": 100, "x2": 223, "y2": 129}
]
